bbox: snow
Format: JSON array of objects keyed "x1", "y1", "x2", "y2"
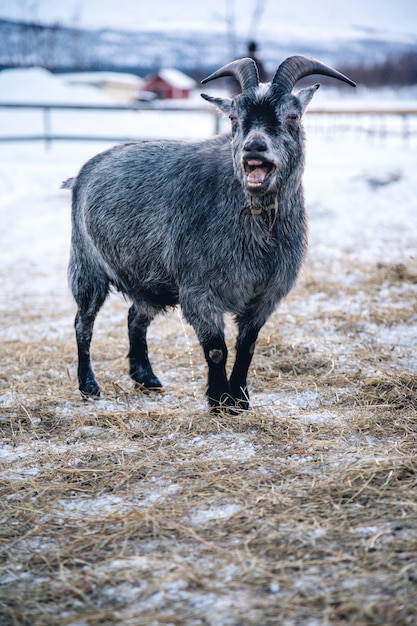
[
  {"x1": 0, "y1": 66, "x2": 217, "y2": 140},
  {"x1": 190, "y1": 504, "x2": 242, "y2": 525},
  {"x1": 304, "y1": 132, "x2": 417, "y2": 264},
  {"x1": 0, "y1": 67, "x2": 113, "y2": 104}
]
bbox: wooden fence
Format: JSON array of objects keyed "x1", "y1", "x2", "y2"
[{"x1": 0, "y1": 102, "x2": 416, "y2": 147}]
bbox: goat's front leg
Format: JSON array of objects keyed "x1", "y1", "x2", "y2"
[
  {"x1": 201, "y1": 334, "x2": 235, "y2": 410},
  {"x1": 229, "y1": 321, "x2": 261, "y2": 410},
  {"x1": 181, "y1": 298, "x2": 233, "y2": 410}
]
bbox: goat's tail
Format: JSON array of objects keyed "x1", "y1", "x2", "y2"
[{"x1": 61, "y1": 177, "x2": 75, "y2": 190}]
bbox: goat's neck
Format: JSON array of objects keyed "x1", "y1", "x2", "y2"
[
  {"x1": 241, "y1": 195, "x2": 278, "y2": 216},
  {"x1": 241, "y1": 182, "x2": 281, "y2": 213}
]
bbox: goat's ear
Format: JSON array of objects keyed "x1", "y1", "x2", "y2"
[
  {"x1": 201, "y1": 93, "x2": 232, "y2": 116},
  {"x1": 296, "y1": 84, "x2": 320, "y2": 114}
]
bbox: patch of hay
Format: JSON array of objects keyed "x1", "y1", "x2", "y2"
[
  {"x1": 360, "y1": 372, "x2": 417, "y2": 410},
  {"x1": 1, "y1": 252, "x2": 417, "y2": 626},
  {"x1": 374, "y1": 261, "x2": 417, "y2": 285}
]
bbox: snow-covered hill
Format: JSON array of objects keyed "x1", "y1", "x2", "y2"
[{"x1": 0, "y1": 17, "x2": 416, "y2": 76}]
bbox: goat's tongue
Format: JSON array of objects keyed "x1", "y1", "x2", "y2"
[
  {"x1": 247, "y1": 167, "x2": 267, "y2": 185},
  {"x1": 246, "y1": 159, "x2": 267, "y2": 185}
]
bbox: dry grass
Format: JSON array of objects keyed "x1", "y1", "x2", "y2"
[{"x1": 1, "y1": 254, "x2": 417, "y2": 626}]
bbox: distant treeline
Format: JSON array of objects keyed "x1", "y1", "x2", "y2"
[
  {"x1": 341, "y1": 52, "x2": 417, "y2": 87},
  {"x1": 0, "y1": 17, "x2": 417, "y2": 88}
]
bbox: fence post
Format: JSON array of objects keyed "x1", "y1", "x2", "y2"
[
  {"x1": 401, "y1": 114, "x2": 410, "y2": 141},
  {"x1": 43, "y1": 106, "x2": 51, "y2": 150}
]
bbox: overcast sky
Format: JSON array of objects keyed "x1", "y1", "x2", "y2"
[{"x1": 1, "y1": 0, "x2": 417, "y2": 40}]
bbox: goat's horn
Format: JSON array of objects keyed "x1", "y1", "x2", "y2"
[
  {"x1": 201, "y1": 58, "x2": 259, "y2": 92},
  {"x1": 272, "y1": 55, "x2": 356, "y2": 92}
]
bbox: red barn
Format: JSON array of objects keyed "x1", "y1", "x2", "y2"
[{"x1": 142, "y1": 68, "x2": 196, "y2": 100}]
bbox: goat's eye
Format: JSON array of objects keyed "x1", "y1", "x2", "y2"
[
  {"x1": 229, "y1": 114, "x2": 237, "y2": 123},
  {"x1": 286, "y1": 113, "x2": 299, "y2": 123}
]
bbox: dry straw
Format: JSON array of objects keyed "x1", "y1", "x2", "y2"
[{"x1": 1, "y1": 256, "x2": 416, "y2": 625}]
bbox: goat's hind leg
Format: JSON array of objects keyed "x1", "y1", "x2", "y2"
[
  {"x1": 127, "y1": 304, "x2": 162, "y2": 390},
  {"x1": 74, "y1": 308, "x2": 102, "y2": 397},
  {"x1": 70, "y1": 258, "x2": 109, "y2": 398}
]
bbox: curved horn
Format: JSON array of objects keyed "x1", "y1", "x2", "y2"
[
  {"x1": 272, "y1": 55, "x2": 356, "y2": 92},
  {"x1": 201, "y1": 57, "x2": 259, "y2": 92}
]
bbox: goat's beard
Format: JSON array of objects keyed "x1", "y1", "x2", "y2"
[{"x1": 244, "y1": 189, "x2": 278, "y2": 211}]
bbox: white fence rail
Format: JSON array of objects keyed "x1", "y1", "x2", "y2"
[
  {"x1": 306, "y1": 106, "x2": 417, "y2": 143},
  {"x1": 0, "y1": 102, "x2": 416, "y2": 147}
]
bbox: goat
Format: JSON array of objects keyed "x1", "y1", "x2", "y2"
[{"x1": 66, "y1": 55, "x2": 355, "y2": 410}]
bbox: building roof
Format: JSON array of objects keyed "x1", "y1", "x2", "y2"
[
  {"x1": 156, "y1": 68, "x2": 196, "y2": 90},
  {"x1": 61, "y1": 71, "x2": 143, "y2": 87}
]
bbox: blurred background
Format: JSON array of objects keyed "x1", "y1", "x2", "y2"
[
  {"x1": 0, "y1": 1, "x2": 416, "y2": 150},
  {"x1": 0, "y1": 0, "x2": 416, "y2": 96}
]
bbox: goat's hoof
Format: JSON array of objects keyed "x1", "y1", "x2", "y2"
[
  {"x1": 209, "y1": 393, "x2": 248, "y2": 415},
  {"x1": 130, "y1": 366, "x2": 162, "y2": 390},
  {"x1": 79, "y1": 381, "x2": 101, "y2": 399},
  {"x1": 229, "y1": 386, "x2": 250, "y2": 411},
  {"x1": 146, "y1": 376, "x2": 163, "y2": 389},
  {"x1": 134, "y1": 380, "x2": 163, "y2": 394}
]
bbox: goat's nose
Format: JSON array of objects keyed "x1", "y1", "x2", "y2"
[{"x1": 243, "y1": 137, "x2": 268, "y2": 153}]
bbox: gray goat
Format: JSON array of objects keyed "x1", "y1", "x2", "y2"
[{"x1": 66, "y1": 55, "x2": 355, "y2": 410}]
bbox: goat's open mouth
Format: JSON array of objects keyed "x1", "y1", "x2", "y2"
[{"x1": 243, "y1": 159, "x2": 276, "y2": 191}]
